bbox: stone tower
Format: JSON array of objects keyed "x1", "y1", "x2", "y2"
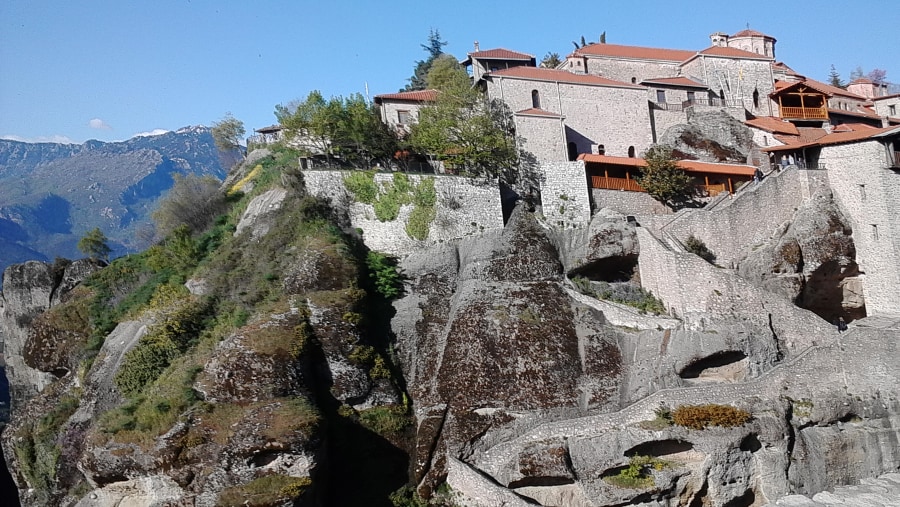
[{"x1": 728, "y1": 29, "x2": 776, "y2": 58}]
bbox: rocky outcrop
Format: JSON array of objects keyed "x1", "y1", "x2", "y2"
[
  {"x1": 234, "y1": 187, "x2": 288, "y2": 240},
  {"x1": 0, "y1": 259, "x2": 99, "y2": 410},
  {"x1": 738, "y1": 192, "x2": 865, "y2": 321},
  {"x1": 550, "y1": 208, "x2": 639, "y2": 279},
  {"x1": 660, "y1": 109, "x2": 754, "y2": 163}
]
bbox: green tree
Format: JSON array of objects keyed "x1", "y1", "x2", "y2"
[
  {"x1": 405, "y1": 29, "x2": 448, "y2": 91},
  {"x1": 276, "y1": 90, "x2": 344, "y2": 165},
  {"x1": 540, "y1": 52, "x2": 562, "y2": 69},
  {"x1": 77, "y1": 227, "x2": 111, "y2": 262},
  {"x1": 827, "y1": 65, "x2": 845, "y2": 88},
  {"x1": 152, "y1": 173, "x2": 227, "y2": 237},
  {"x1": 426, "y1": 54, "x2": 470, "y2": 91},
  {"x1": 211, "y1": 112, "x2": 245, "y2": 160},
  {"x1": 409, "y1": 62, "x2": 519, "y2": 182},
  {"x1": 337, "y1": 93, "x2": 398, "y2": 168},
  {"x1": 634, "y1": 145, "x2": 694, "y2": 209}
]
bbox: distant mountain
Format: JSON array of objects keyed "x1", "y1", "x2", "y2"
[{"x1": 0, "y1": 126, "x2": 237, "y2": 272}]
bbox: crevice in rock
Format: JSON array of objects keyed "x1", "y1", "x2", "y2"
[
  {"x1": 687, "y1": 478, "x2": 709, "y2": 507},
  {"x1": 247, "y1": 450, "x2": 281, "y2": 468},
  {"x1": 508, "y1": 476, "x2": 574, "y2": 488},
  {"x1": 739, "y1": 434, "x2": 762, "y2": 453},
  {"x1": 624, "y1": 439, "x2": 694, "y2": 458},
  {"x1": 569, "y1": 254, "x2": 638, "y2": 283},
  {"x1": 679, "y1": 351, "x2": 748, "y2": 382},
  {"x1": 722, "y1": 488, "x2": 755, "y2": 507}
]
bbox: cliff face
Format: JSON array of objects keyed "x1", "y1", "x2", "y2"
[{"x1": 2, "y1": 148, "x2": 899, "y2": 506}]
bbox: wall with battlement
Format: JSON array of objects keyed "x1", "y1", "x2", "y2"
[
  {"x1": 646, "y1": 167, "x2": 829, "y2": 267},
  {"x1": 303, "y1": 170, "x2": 504, "y2": 256},
  {"x1": 821, "y1": 140, "x2": 900, "y2": 315},
  {"x1": 540, "y1": 161, "x2": 592, "y2": 228}
]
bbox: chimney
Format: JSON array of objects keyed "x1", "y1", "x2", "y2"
[{"x1": 474, "y1": 40, "x2": 480, "y2": 52}]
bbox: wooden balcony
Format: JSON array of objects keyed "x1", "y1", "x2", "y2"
[
  {"x1": 698, "y1": 183, "x2": 727, "y2": 197},
  {"x1": 591, "y1": 175, "x2": 645, "y2": 192},
  {"x1": 780, "y1": 106, "x2": 828, "y2": 120}
]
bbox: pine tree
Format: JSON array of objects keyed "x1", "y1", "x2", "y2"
[
  {"x1": 634, "y1": 145, "x2": 694, "y2": 209},
  {"x1": 827, "y1": 65, "x2": 845, "y2": 88}
]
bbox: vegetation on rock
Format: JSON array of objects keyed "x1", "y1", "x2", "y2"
[
  {"x1": 77, "y1": 227, "x2": 111, "y2": 263},
  {"x1": 672, "y1": 404, "x2": 751, "y2": 429},
  {"x1": 685, "y1": 234, "x2": 716, "y2": 264}
]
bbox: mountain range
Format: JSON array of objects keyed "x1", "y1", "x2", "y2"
[{"x1": 0, "y1": 127, "x2": 235, "y2": 272}]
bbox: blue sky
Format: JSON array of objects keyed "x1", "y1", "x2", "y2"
[{"x1": 1, "y1": 0, "x2": 898, "y2": 144}]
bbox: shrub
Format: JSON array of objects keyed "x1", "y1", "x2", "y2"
[
  {"x1": 358, "y1": 405, "x2": 411, "y2": 437},
  {"x1": 685, "y1": 235, "x2": 716, "y2": 264},
  {"x1": 153, "y1": 173, "x2": 229, "y2": 237},
  {"x1": 366, "y1": 251, "x2": 403, "y2": 299},
  {"x1": 216, "y1": 474, "x2": 312, "y2": 506},
  {"x1": 672, "y1": 404, "x2": 751, "y2": 430},
  {"x1": 604, "y1": 455, "x2": 672, "y2": 489},
  {"x1": 405, "y1": 205, "x2": 436, "y2": 240},
  {"x1": 344, "y1": 170, "x2": 378, "y2": 204}
]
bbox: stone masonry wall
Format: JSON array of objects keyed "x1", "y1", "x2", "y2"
[
  {"x1": 650, "y1": 107, "x2": 688, "y2": 143},
  {"x1": 820, "y1": 140, "x2": 900, "y2": 315},
  {"x1": 378, "y1": 101, "x2": 422, "y2": 133},
  {"x1": 647, "y1": 167, "x2": 829, "y2": 267},
  {"x1": 591, "y1": 188, "x2": 671, "y2": 216},
  {"x1": 515, "y1": 114, "x2": 566, "y2": 164},
  {"x1": 303, "y1": 170, "x2": 503, "y2": 257},
  {"x1": 636, "y1": 227, "x2": 833, "y2": 354},
  {"x1": 540, "y1": 161, "x2": 591, "y2": 227},
  {"x1": 581, "y1": 57, "x2": 682, "y2": 85},
  {"x1": 681, "y1": 56, "x2": 774, "y2": 117},
  {"x1": 487, "y1": 77, "x2": 652, "y2": 160}
]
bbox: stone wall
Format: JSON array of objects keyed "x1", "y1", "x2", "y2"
[
  {"x1": 649, "y1": 107, "x2": 688, "y2": 144},
  {"x1": 591, "y1": 188, "x2": 671, "y2": 216},
  {"x1": 540, "y1": 161, "x2": 591, "y2": 227},
  {"x1": 377, "y1": 101, "x2": 422, "y2": 133},
  {"x1": 821, "y1": 140, "x2": 900, "y2": 315},
  {"x1": 681, "y1": 56, "x2": 774, "y2": 117},
  {"x1": 635, "y1": 227, "x2": 833, "y2": 354},
  {"x1": 648, "y1": 167, "x2": 829, "y2": 267},
  {"x1": 514, "y1": 114, "x2": 566, "y2": 164},
  {"x1": 487, "y1": 77, "x2": 652, "y2": 160},
  {"x1": 580, "y1": 57, "x2": 682, "y2": 85},
  {"x1": 303, "y1": 170, "x2": 504, "y2": 256}
]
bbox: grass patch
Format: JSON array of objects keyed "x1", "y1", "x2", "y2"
[
  {"x1": 672, "y1": 404, "x2": 751, "y2": 430},
  {"x1": 357, "y1": 405, "x2": 411, "y2": 437},
  {"x1": 603, "y1": 455, "x2": 673, "y2": 489},
  {"x1": 216, "y1": 474, "x2": 312, "y2": 506}
]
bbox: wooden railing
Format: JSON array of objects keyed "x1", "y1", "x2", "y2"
[
  {"x1": 591, "y1": 176, "x2": 645, "y2": 192},
  {"x1": 780, "y1": 106, "x2": 828, "y2": 119},
  {"x1": 893, "y1": 151, "x2": 900, "y2": 168}
]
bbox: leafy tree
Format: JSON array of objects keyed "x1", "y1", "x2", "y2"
[
  {"x1": 152, "y1": 173, "x2": 227, "y2": 237},
  {"x1": 868, "y1": 68, "x2": 887, "y2": 85},
  {"x1": 634, "y1": 145, "x2": 694, "y2": 209},
  {"x1": 405, "y1": 29, "x2": 448, "y2": 91},
  {"x1": 337, "y1": 93, "x2": 397, "y2": 168},
  {"x1": 827, "y1": 65, "x2": 845, "y2": 88},
  {"x1": 540, "y1": 52, "x2": 562, "y2": 69},
  {"x1": 850, "y1": 66, "x2": 865, "y2": 81},
  {"x1": 77, "y1": 227, "x2": 111, "y2": 262},
  {"x1": 276, "y1": 90, "x2": 344, "y2": 165},
  {"x1": 211, "y1": 112, "x2": 246, "y2": 160},
  {"x1": 426, "y1": 54, "x2": 470, "y2": 91},
  {"x1": 409, "y1": 62, "x2": 519, "y2": 182}
]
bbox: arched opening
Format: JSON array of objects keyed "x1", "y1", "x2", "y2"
[
  {"x1": 567, "y1": 142, "x2": 578, "y2": 161},
  {"x1": 628, "y1": 146, "x2": 636, "y2": 158},
  {"x1": 719, "y1": 88, "x2": 726, "y2": 100},
  {"x1": 753, "y1": 88, "x2": 760, "y2": 109},
  {"x1": 679, "y1": 350, "x2": 748, "y2": 382},
  {"x1": 631, "y1": 77, "x2": 637, "y2": 84},
  {"x1": 597, "y1": 144, "x2": 605, "y2": 155},
  {"x1": 531, "y1": 89, "x2": 541, "y2": 109}
]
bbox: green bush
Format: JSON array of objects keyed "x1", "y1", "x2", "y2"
[
  {"x1": 344, "y1": 170, "x2": 379, "y2": 204},
  {"x1": 405, "y1": 205, "x2": 436, "y2": 240},
  {"x1": 358, "y1": 405, "x2": 411, "y2": 437},
  {"x1": 604, "y1": 455, "x2": 672, "y2": 489},
  {"x1": 366, "y1": 251, "x2": 404, "y2": 299},
  {"x1": 685, "y1": 235, "x2": 716, "y2": 264},
  {"x1": 672, "y1": 404, "x2": 751, "y2": 430}
]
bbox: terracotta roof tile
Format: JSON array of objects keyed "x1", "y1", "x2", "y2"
[
  {"x1": 764, "y1": 125, "x2": 900, "y2": 151},
  {"x1": 745, "y1": 117, "x2": 799, "y2": 135},
  {"x1": 872, "y1": 93, "x2": 900, "y2": 101},
  {"x1": 803, "y1": 78, "x2": 866, "y2": 100},
  {"x1": 374, "y1": 90, "x2": 439, "y2": 103},
  {"x1": 640, "y1": 76, "x2": 708, "y2": 88},
  {"x1": 832, "y1": 123, "x2": 877, "y2": 132},
  {"x1": 572, "y1": 43, "x2": 695, "y2": 62},
  {"x1": 468, "y1": 48, "x2": 534, "y2": 60},
  {"x1": 578, "y1": 154, "x2": 756, "y2": 176},
  {"x1": 696, "y1": 46, "x2": 773, "y2": 60},
  {"x1": 731, "y1": 29, "x2": 775, "y2": 40},
  {"x1": 487, "y1": 67, "x2": 642, "y2": 89},
  {"x1": 514, "y1": 107, "x2": 564, "y2": 118},
  {"x1": 773, "y1": 128, "x2": 827, "y2": 146},
  {"x1": 828, "y1": 107, "x2": 881, "y2": 119}
]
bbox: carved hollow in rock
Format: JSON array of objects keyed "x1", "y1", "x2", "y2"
[
  {"x1": 722, "y1": 489, "x2": 756, "y2": 507},
  {"x1": 508, "y1": 476, "x2": 575, "y2": 489},
  {"x1": 739, "y1": 434, "x2": 762, "y2": 452},
  {"x1": 569, "y1": 254, "x2": 638, "y2": 283},
  {"x1": 624, "y1": 439, "x2": 694, "y2": 459},
  {"x1": 679, "y1": 351, "x2": 748, "y2": 382}
]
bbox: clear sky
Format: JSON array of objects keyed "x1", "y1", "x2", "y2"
[{"x1": 1, "y1": 0, "x2": 898, "y2": 144}]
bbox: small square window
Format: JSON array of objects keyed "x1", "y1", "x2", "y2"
[
  {"x1": 397, "y1": 110, "x2": 411, "y2": 125},
  {"x1": 890, "y1": 104, "x2": 897, "y2": 116}
]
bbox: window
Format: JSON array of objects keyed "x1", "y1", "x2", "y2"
[
  {"x1": 631, "y1": 77, "x2": 637, "y2": 84},
  {"x1": 628, "y1": 146, "x2": 636, "y2": 158},
  {"x1": 763, "y1": 135, "x2": 768, "y2": 146},
  {"x1": 687, "y1": 91, "x2": 695, "y2": 103},
  {"x1": 656, "y1": 90, "x2": 666, "y2": 103},
  {"x1": 531, "y1": 89, "x2": 541, "y2": 109},
  {"x1": 597, "y1": 144, "x2": 605, "y2": 155},
  {"x1": 567, "y1": 142, "x2": 578, "y2": 161},
  {"x1": 859, "y1": 184, "x2": 866, "y2": 201},
  {"x1": 753, "y1": 88, "x2": 760, "y2": 109},
  {"x1": 872, "y1": 224, "x2": 879, "y2": 241},
  {"x1": 397, "y1": 110, "x2": 411, "y2": 125},
  {"x1": 890, "y1": 104, "x2": 897, "y2": 116}
]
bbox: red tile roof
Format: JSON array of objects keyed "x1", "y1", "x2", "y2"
[
  {"x1": 468, "y1": 48, "x2": 534, "y2": 60},
  {"x1": 515, "y1": 107, "x2": 564, "y2": 118},
  {"x1": 373, "y1": 90, "x2": 439, "y2": 103},
  {"x1": 731, "y1": 29, "x2": 775, "y2": 40},
  {"x1": 773, "y1": 128, "x2": 827, "y2": 146},
  {"x1": 578, "y1": 154, "x2": 756, "y2": 176},
  {"x1": 745, "y1": 117, "x2": 800, "y2": 135},
  {"x1": 572, "y1": 43, "x2": 695, "y2": 62},
  {"x1": 764, "y1": 125, "x2": 900, "y2": 151},
  {"x1": 872, "y1": 93, "x2": 900, "y2": 101},
  {"x1": 695, "y1": 46, "x2": 773, "y2": 60},
  {"x1": 828, "y1": 107, "x2": 881, "y2": 119},
  {"x1": 832, "y1": 123, "x2": 877, "y2": 132},
  {"x1": 849, "y1": 77, "x2": 873, "y2": 85},
  {"x1": 771, "y1": 79, "x2": 865, "y2": 100},
  {"x1": 487, "y1": 66, "x2": 642, "y2": 89},
  {"x1": 641, "y1": 76, "x2": 708, "y2": 88}
]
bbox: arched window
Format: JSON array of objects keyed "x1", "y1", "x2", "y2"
[
  {"x1": 631, "y1": 77, "x2": 637, "y2": 84},
  {"x1": 752, "y1": 88, "x2": 760, "y2": 109},
  {"x1": 567, "y1": 142, "x2": 578, "y2": 161},
  {"x1": 628, "y1": 146, "x2": 636, "y2": 158},
  {"x1": 597, "y1": 144, "x2": 605, "y2": 155},
  {"x1": 719, "y1": 89, "x2": 726, "y2": 101},
  {"x1": 531, "y1": 89, "x2": 541, "y2": 109}
]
